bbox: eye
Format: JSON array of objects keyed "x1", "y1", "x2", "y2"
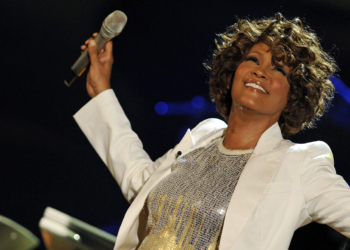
[
  {"x1": 245, "y1": 56, "x2": 259, "y2": 64},
  {"x1": 274, "y1": 67, "x2": 286, "y2": 76}
]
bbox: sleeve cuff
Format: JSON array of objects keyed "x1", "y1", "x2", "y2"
[{"x1": 73, "y1": 89, "x2": 117, "y2": 124}]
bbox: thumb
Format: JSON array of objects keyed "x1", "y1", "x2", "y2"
[{"x1": 88, "y1": 39, "x2": 99, "y2": 65}]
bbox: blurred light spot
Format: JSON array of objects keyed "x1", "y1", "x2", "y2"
[
  {"x1": 10, "y1": 232, "x2": 17, "y2": 240},
  {"x1": 191, "y1": 96, "x2": 205, "y2": 109},
  {"x1": 217, "y1": 208, "x2": 225, "y2": 215},
  {"x1": 74, "y1": 234, "x2": 80, "y2": 241},
  {"x1": 155, "y1": 102, "x2": 168, "y2": 115}
]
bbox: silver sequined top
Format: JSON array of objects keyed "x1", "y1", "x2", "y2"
[{"x1": 137, "y1": 137, "x2": 252, "y2": 250}]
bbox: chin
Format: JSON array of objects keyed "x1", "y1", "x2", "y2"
[{"x1": 232, "y1": 100, "x2": 255, "y2": 112}]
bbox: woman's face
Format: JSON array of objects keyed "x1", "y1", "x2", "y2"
[{"x1": 230, "y1": 43, "x2": 290, "y2": 121}]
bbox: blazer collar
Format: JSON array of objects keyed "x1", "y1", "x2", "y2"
[
  {"x1": 179, "y1": 121, "x2": 284, "y2": 157},
  {"x1": 252, "y1": 122, "x2": 283, "y2": 155}
]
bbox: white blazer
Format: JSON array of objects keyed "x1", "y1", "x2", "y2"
[{"x1": 74, "y1": 89, "x2": 350, "y2": 250}]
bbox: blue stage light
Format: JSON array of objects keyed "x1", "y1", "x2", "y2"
[
  {"x1": 154, "y1": 102, "x2": 168, "y2": 115},
  {"x1": 331, "y1": 76, "x2": 350, "y2": 105},
  {"x1": 154, "y1": 96, "x2": 216, "y2": 115},
  {"x1": 191, "y1": 96, "x2": 205, "y2": 109}
]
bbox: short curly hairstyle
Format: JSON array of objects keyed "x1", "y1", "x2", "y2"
[{"x1": 206, "y1": 13, "x2": 337, "y2": 138}]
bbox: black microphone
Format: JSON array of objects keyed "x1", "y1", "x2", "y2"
[{"x1": 64, "y1": 10, "x2": 127, "y2": 87}]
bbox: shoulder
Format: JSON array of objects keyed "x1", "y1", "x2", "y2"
[
  {"x1": 286, "y1": 140, "x2": 334, "y2": 172},
  {"x1": 274, "y1": 140, "x2": 336, "y2": 179},
  {"x1": 190, "y1": 118, "x2": 227, "y2": 144},
  {"x1": 289, "y1": 140, "x2": 332, "y2": 156}
]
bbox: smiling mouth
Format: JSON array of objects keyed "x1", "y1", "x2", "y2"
[{"x1": 244, "y1": 83, "x2": 268, "y2": 94}]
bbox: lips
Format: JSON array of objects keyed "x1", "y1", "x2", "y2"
[{"x1": 244, "y1": 80, "x2": 268, "y2": 94}]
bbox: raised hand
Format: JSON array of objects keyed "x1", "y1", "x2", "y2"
[{"x1": 81, "y1": 33, "x2": 113, "y2": 98}]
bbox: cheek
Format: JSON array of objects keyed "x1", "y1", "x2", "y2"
[
  {"x1": 231, "y1": 65, "x2": 246, "y2": 88},
  {"x1": 276, "y1": 80, "x2": 290, "y2": 105},
  {"x1": 234, "y1": 65, "x2": 246, "y2": 80}
]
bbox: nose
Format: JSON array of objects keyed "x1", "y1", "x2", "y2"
[{"x1": 253, "y1": 67, "x2": 267, "y2": 79}]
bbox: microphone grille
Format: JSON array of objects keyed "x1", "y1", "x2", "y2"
[{"x1": 102, "y1": 10, "x2": 127, "y2": 38}]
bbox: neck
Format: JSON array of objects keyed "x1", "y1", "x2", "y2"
[{"x1": 224, "y1": 105, "x2": 279, "y2": 150}]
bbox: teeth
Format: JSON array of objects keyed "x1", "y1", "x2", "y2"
[{"x1": 245, "y1": 83, "x2": 267, "y2": 93}]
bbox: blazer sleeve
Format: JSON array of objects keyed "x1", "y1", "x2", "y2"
[
  {"x1": 73, "y1": 89, "x2": 171, "y2": 202},
  {"x1": 301, "y1": 141, "x2": 350, "y2": 237}
]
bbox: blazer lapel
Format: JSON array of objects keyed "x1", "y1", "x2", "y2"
[
  {"x1": 133, "y1": 125, "x2": 226, "y2": 207},
  {"x1": 114, "y1": 129, "x2": 195, "y2": 249},
  {"x1": 219, "y1": 123, "x2": 288, "y2": 250},
  {"x1": 138, "y1": 128, "x2": 195, "y2": 196}
]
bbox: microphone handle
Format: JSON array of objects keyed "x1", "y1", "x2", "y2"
[{"x1": 64, "y1": 33, "x2": 111, "y2": 87}]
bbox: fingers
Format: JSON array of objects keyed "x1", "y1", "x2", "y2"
[
  {"x1": 81, "y1": 33, "x2": 113, "y2": 65},
  {"x1": 81, "y1": 38, "x2": 92, "y2": 50},
  {"x1": 103, "y1": 41, "x2": 114, "y2": 65},
  {"x1": 85, "y1": 33, "x2": 97, "y2": 44},
  {"x1": 87, "y1": 39, "x2": 99, "y2": 65},
  {"x1": 105, "y1": 40, "x2": 113, "y2": 54},
  {"x1": 81, "y1": 33, "x2": 98, "y2": 51}
]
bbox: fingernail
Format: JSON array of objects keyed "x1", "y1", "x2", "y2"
[{"x1": 90, "y1": 40, "x2": 96, "y2": 47}]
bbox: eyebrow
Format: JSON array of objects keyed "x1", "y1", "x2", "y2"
[
  {"x1": 248, "y1": 50, "x2": 289, "y2": 71},
  {"x1": 248, "y1": 50, "x2": 269, "y2": 55}
]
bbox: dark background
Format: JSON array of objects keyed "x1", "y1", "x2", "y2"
[{"x1": 1, "y1": 0, "x2": 350, "y2": 249}]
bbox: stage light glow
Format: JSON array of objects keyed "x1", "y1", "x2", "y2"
[
  {"x1": 155, "y1": 102, "x2": 168, "y2": 115},
  {"x1": 191, "y1": 96, "x2": 205, "y2": 109},
  {"x1": 154, "y1": 96, "x2": 216, "y2": 116},
  {"x1": 331, "y1": 76, "x2": 350, "y2": 105}
]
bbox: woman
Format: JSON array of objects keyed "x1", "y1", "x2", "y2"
[{"x1": 74, "y1": 13, "x2": 350, "y2": 249}]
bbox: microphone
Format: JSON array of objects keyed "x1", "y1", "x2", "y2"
[{"x1": 64, "y1": 10, "x2": 127, "y2": 87}]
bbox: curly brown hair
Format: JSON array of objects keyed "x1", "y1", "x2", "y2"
[{"x1": 206, "y1": 13, "x2": 337, "y2": 138}]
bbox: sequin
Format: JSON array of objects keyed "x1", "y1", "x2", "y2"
[{"x1": 137, "y1": 138, "x2": 251, "y2": 250}]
